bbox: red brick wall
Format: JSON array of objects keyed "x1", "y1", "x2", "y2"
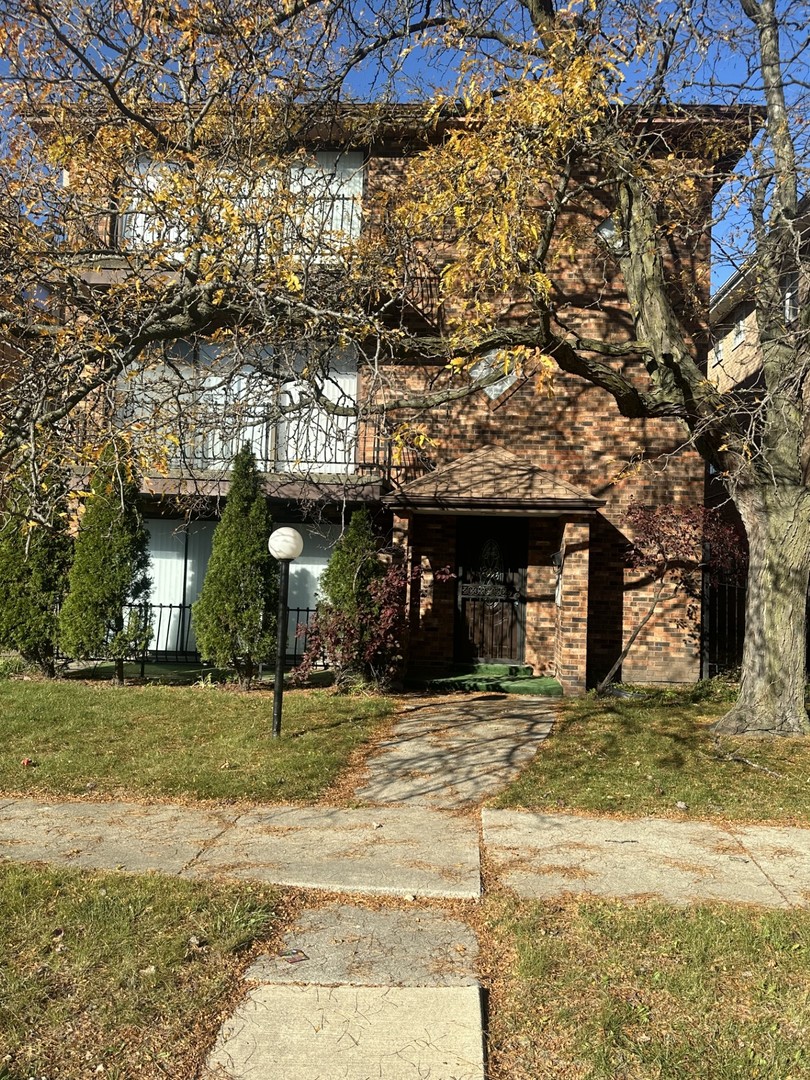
[
  {"x1": 376, "y1": 360, "x2": 703, "y2": 685},
  {"x1": 370, "y1": 142, "x2": 710, "y2": 687}
]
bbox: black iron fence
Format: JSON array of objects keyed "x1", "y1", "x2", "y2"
[
  {"x1": 702, "y1": 579, "x2": 747, "y2": 679},
  {"x1": 60, "y1": 602, "x2": 322, "y2": 671},
  {"x1": 702, "y1": 577, "x2": 810, "y2": 679}
]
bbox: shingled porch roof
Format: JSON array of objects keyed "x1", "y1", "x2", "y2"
[{"x1": 383, "y1": 445, "x2": 605, "y2": 515}]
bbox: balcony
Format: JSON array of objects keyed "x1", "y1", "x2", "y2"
[
  {"x1": 118, "y1": 151, "x2": 364, "y2": 266},
  {"x1": 115, "y1": 343, "x2": 430, "y2": 496}
]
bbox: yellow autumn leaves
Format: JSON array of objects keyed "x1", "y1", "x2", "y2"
[{"x1": 392, "y1": 46, "x2": 617, "y2": 344}]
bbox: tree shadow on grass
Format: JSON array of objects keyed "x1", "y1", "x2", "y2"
[{"x1": 560, "y1": 690, "x2": 730, "y2": 773}]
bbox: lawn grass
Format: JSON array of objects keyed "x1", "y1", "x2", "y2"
[
  {"x1": 0, "y1": 862, "x2": 282, "y2": 1080},
  {"x1": 0, "y1": 680, "x2": 392, "y2": 802},
  {"x1": 494, "y1": 684, "x2": 810, "y2": 824},
  {"x1": 486, "y1": 896, "x2": 810, "y2": 1080}
]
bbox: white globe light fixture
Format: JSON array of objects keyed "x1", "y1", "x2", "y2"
[
  {"x1": 268, "y1": 527, "x2": 304, "y2": 562},
  {"x1": 268, "y1": 527, "x2": 304, "y2": 737}
]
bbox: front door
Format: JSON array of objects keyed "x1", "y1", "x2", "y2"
[{"x1": 456, "y1": 518, "x2": 527, "y2": 663}]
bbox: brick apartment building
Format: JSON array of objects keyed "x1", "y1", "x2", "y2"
[{"x1": 91, "y1": 109, "x2": 747, "y2": 692}]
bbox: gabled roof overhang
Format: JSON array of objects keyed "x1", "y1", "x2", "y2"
[{"x1": 383, "y1": 445, "x2": 605, "y2": 516}]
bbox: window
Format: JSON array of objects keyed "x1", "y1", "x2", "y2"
[
  {"x1": 144, "y1": 519, "x2": 215, "y2": 654},
  {"x1": 470, "y1": 351, "x2": 518, "y2": 401},
  {"x1": 782, "y1": 270, "x2": 800, "y2": 324},
  {"x1": 275, "y1": 347, "x2": 359, "y2": 472},
  {"x1": 120, "y1": 156, "x2": 186, "y2": 256},
  {"x1": 712, "y1": 338, "x2": 724, "y2": 367},
  {"x1": 733, "y1": 318, "x2": 745, "y2": 348},
  {"x1": 119, "y1": 340, "x2": 359, "y2": 475},
  {"x1": 287, "y1": 151, "x2": 364, "y2": 259}
]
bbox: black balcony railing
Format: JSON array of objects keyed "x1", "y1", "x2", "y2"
[{"x1": 173, "y1": 426, "x2": 361, "y2": 476}]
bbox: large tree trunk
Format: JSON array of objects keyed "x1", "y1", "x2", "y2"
[{"x1": 714, "y1": 485, "x2": 810, "y2": 736}]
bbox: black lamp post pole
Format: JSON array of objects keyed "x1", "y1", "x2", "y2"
[{"x1": 272, "y1": 558, "x2": 290, "y2": 739}]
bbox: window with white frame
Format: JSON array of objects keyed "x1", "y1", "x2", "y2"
[
  {"x1": 733, "y1": 317, "x2": 745, "y2": 348},
  {"x1": 782, "y1": 270, "x2": 800, "y2": 324}
]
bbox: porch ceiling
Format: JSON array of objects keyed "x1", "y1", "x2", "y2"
[{"x1": 383, "y1": 445, "x2": 606, "y2": 516}]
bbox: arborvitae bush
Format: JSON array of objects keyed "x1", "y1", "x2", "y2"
[
  {"x1": 319, "y1": 508, "x2": 385, "y2": 615},
  {"x1": 59, "y1": 451, "x2": 152, "y2": 685},
  {"x1": 0, "y1": 485, "x2": 73, "y2": 676},
  {"x1": 298, "y1": 508, "x2": 395, "y2": 690},
  {"x1": 192, "y1": 445, "x2": 277, "y2": 687}
]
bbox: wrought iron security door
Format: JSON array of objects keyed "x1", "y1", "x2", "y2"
[{"x1": 456, "y1": 519, "x2": 527, "y2": 662}]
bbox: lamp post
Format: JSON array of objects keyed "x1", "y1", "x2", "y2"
[{"x1": 268, "y1": 527, "x2": 304, "y2": 738}]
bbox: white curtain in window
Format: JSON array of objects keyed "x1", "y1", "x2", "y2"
[
  {"x1": 273, "y1": 522, "x2": 339, "y2": 643},
  {"x1": 144, "y1": 519, "x2": 216, "y2": 653},
  {"x1": 144, "y1": 520, "x2": 186, "y2": 653},
  {"x1": 288, "y1": 151, "x2": 363, "y2": 258},
  {"x1": 275, "y1": 349, "x2": 358, "y2": 473}
]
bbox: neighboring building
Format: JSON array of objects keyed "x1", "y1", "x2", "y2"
[
  {"x1": 76, "y1": 110, "x2": 752, "y2": 691},
  {"x1": 706, "y1": 198, "x2": 809, "y2": 676}
]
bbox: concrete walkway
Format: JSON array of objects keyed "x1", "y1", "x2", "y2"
[
  {"x1": 0, "y1": 798, "x2": 481, "y2": 897},
  {"x1": 354, "y1": 696, "x2": 555, "y2": 807},
  {"x1": 483, "y1": 810, "x2": 810, "y2": 909},
  {"x1": 203, "y1": 904, "x2": 485, "y2": 1080},
  {"x1": 3, "y1": 693, "x2": 810, "y2": 1078}
]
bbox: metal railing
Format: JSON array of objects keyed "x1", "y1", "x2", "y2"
[
  {"x1": 701, "y1": 579, "x2": 747, "y2": 678},
  {"x1": 702, "y1": 577, "x2": 810, "y2": 678},
  {"x1": 59, "y1": 602, "x2": 323, "y2": 672}
]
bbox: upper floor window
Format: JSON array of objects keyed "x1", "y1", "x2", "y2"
[
  {"x1": 733, "y1": 317, "x2": 745, "y2": 348},
  {"x1": 119, "y1": 150, "x2": 364, "y2": 263},
  {"x1": 781, "y1": 270, "x2": 800, "y2": 325},
  {"x1": 120, "y1": 156, "x2": 185, "y2": 254},
  {"x1": 470, "y1": 351, "x2": 518, "y2": 401},
  {"x1": 712, "y1": 338, "x2": 724, "y2": 367},
  {"x1": 287, "y1": 151, "x2": 364, "y2": 258}
]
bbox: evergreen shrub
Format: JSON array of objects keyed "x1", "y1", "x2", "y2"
[
  {"x1": 59, "y1": 450, "x2": 152, "y2": 685},
  {"x1": 192, "y1": 445, "x2": 277, "y2": 687},
  {"x1": 0, "y1": 485, "x2": 73, "y2": 676}
]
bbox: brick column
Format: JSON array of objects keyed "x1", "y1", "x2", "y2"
[
  {"x1": 554, "y1": 520, "x2": 591, "y2": 694},
  {"x1": 406, "y1": 514, "x2": 457, "y2": 671},
  {"x1": 524, "y1": 518, "x2": 563, "y2": 676}
]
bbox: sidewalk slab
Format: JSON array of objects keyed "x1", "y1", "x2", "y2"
[
  {"x1": 203, "y1": 985, "x2": 485, "y2": 1080},
  {"x1": 246, "y1": 903, "x2": 479, "y2": 986},
  {"x1": 729, "y1": 823, "x2": 810, "y2": 907},
  {"x1": 355, "y1": 696, "x2": 555, "y2": 807},
  {"x1": 0, "y1": 798, "x2": 231, "y2": 874},
  {"x1": 188, "y1": 807, "x2": 481, "y2": 899},
  {"x1": 482, "y1": 810, "x2": 795, "y2": 907}
]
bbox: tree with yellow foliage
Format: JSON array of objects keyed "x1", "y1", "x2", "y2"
[{"x1": 0, "y1": 0, "x2": 807, "y2": 734}]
